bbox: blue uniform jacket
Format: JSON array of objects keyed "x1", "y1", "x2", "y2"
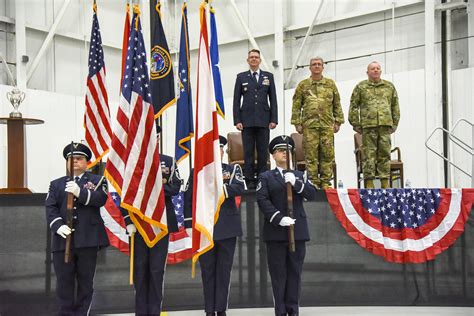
[
  {"x1": 256, "y1": 169, "x2": 317, "y2": 242},
  {"x1": 160, "y1": 154, "x2": 182, "y2": 233},
  {"x1": 233, "y1": 70, "x2": 278, "y2": 127},
  {"x1": 45, "y1": 172, "x2": 109, "y2": 252},
  {"x1": 184, "y1": 164, "x2": 246, "y2": 240}
]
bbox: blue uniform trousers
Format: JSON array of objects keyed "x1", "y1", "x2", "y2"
[
  {"x1": 242, "y1": 127, "x2": 270, "y2": 182},
  {"x1": 199, "y1": 237, "x2": 237, "y2": 313},
  {"x1": 133, "y1": 233, "x2": 169, "y2": 316},
  {"x1": 52, "y1": 247, "x2": 98, "y2": 316},
  {"x1": 266, "y1": 240, "x2": 306, "y2": 316}
]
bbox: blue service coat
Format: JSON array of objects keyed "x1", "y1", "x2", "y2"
[
  {"x1": 233, "y1": 70, "x2": 278, "y2": 127},
  {"x1": 256, "y1": 168, "x2": 317, "y2": 242},
  {"x1": 45, "y1": 172, "x2": 109, "y2": 252}
]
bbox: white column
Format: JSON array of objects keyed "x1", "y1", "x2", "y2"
[
  {"x1": 468, "y1": 0, "x2": 474, "y2": 67},
  {"x1": 14, "y1": 0, "x2": 27, "y2": 90},
  {"x1": 424, "y1": 0, "x2": 443, "y2": 187}
]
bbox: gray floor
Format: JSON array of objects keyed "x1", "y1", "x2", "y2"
[{"x1": 100, "y1": 306, "x2": 474, "y2": 316}]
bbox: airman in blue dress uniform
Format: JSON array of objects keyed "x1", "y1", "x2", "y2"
[
  {"x1": 256, "y1": 135, "x2": 317, "y2": 316},
  {"x1": 45, "y1": 142, "x2": 109, "y2": 315},
  {"x1": 233, "y1": 49, "x2": 278, "y2": 188}
]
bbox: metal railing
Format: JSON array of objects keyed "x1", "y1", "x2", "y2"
[{"x1": 425, "y1": 118, "x2": 474, "y2": 187}]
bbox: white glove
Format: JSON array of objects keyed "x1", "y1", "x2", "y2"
[
  {"x1": 65, "y1": 181, "x2": 81, "y2": 198},
  {"x1": 126, "y1": 224, "x2": 137, "y2": 235},
  {"x1": 279, "y1": 216, "x2": 296, "y2": 227},
  {"x1": 186, "y1": 228, "x2": 192, "y2": 238},
  {"x1": 284, "y1": 172, "x2": 296, "y2": 186},
  {"x1": 57, "y1": 225, "x2": 72, "y2": 238}
]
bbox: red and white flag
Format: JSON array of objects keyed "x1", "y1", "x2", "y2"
[
  {"x1": 105, "y1": 5, "x2": 167, "y2": 247},
  {"x1": 84, "y1": 4, "x2": 112, "y2": 168},
  {"x1": 191, "y1": 2, "x2": 224, "y2": 274}
]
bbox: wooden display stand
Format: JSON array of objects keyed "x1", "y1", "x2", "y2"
[{"x1": 0, "y1": 117, "x2": 44, "y2": 194}]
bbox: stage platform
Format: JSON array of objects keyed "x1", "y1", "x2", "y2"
[
  {"x1": 0, "y1": 190, "x2": 473, "y2": 315},
  {"x1": 101, "y1": 306, "x2": 474, "y2": 316}
]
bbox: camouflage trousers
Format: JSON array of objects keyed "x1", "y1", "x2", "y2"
[
  {"x1": 362, "y1": 126, "x2": 391, "y2": 180},
  {"x1": 302, "y1": 127, "x2": 334, "y2": 188}
]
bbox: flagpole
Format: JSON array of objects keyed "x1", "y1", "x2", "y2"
[
  {"x1": 157, "y1": 0, "x2": 163, "y2": 154},
  {"x1": 129, "y1": 232, "x2": 135, "y2": 285}
]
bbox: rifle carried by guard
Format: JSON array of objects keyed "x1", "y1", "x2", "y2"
[
  {"x1": 65, "y1": 142, "x2": 74, "y2": 263},
  {"x1": 286, "y1": 139, "x2": 296, "y2": 252}
]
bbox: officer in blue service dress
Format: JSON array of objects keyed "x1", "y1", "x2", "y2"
[
  {"x1": 45, "y1": 142, "x2": 109, "y2": 315},
  {"x1": 256, "y1": 135, "x2": 317, "y2": 316},
  {"x1": 233, "y1": 49, "x2": 278, "y2": 189},
  {"x1": 184, "y1": 136, "x2": 246, "y2": 316},
  {"x1": 122, "y1": 124, "x2": 182, "y2": 315}
]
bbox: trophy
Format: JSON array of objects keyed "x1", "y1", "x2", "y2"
[{"x1": 7, "y1": 88, "x2": 26, "y2": 118}]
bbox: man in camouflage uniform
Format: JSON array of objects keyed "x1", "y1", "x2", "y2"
[
  {"x1": 348, "y1": 61, "x2": 400, "y2": 189},
  {"x1": 291, "y1": 57, "x2": 344, "y2": 189}
]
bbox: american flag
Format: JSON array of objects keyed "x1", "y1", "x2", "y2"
[
  {"x1": 360, "y1": 189, "x2": 441, "y2": 229},
  {"x1": 105, "y1": 5, "x2": 167, "y2": 248},
  {"x1": 100, "y1": 3, "x2": 130, "y2": 255},
  {"x1": 84, "y1": 5, "x2": 112, "y2": 168},
  {"x1": 167, "y1": 192, "x2": 192, "y2": 264},
  {"x1": 100, "y1": 191, "x2": 129, "y2": 254},
  {"x1": 326, "y1": 188, "x2": 474, "y2": 263},
  {"x1": 100, "y1": 190, "x2": 192, "y2": 262}
]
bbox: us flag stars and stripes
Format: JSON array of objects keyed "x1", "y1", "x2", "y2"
[
  {"x1": 84, "y1": 6, "x2": 112, "y2": 168},
  {"x1": 172, "y1": 192, "x2": 185, "y2": 228},
  {"x1": 110, "y1": 7, "x2": 167, "y2": 247},
  {"x1": 326, "y1": 188, "x2": 473, "y2": 263},
  {"x1": 122, "y1": 38, "x2": 152, "y2": 103},
  {"x1": 359, "y1": 189, "x2": 441, "y2": 229}
]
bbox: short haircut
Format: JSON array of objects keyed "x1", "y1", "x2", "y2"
[
  {"x1": 310, "y1": 57, "x2": 324, "y2": 65},
  {"x1": 248, "y1": 49, "x2": 261, "y2": 56},
  {"x1": 367, "y1": 61, "x2": 381, "y2": 69}
]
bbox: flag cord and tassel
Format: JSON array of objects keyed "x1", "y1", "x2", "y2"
[
  {"x1": 133, "y1": 5, "x2": 140, "y2": 31},
  {"x1": 129, "y1": 232, "x2": 135, "y2": 285}
]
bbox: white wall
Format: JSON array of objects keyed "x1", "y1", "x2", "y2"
[{"x1": 0, "y1": 85, "x2": 88, "y2": 192}]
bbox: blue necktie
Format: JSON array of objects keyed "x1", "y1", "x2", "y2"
[{"x1": 253, "y1": 71, "x2": 258, "y2": 82}]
